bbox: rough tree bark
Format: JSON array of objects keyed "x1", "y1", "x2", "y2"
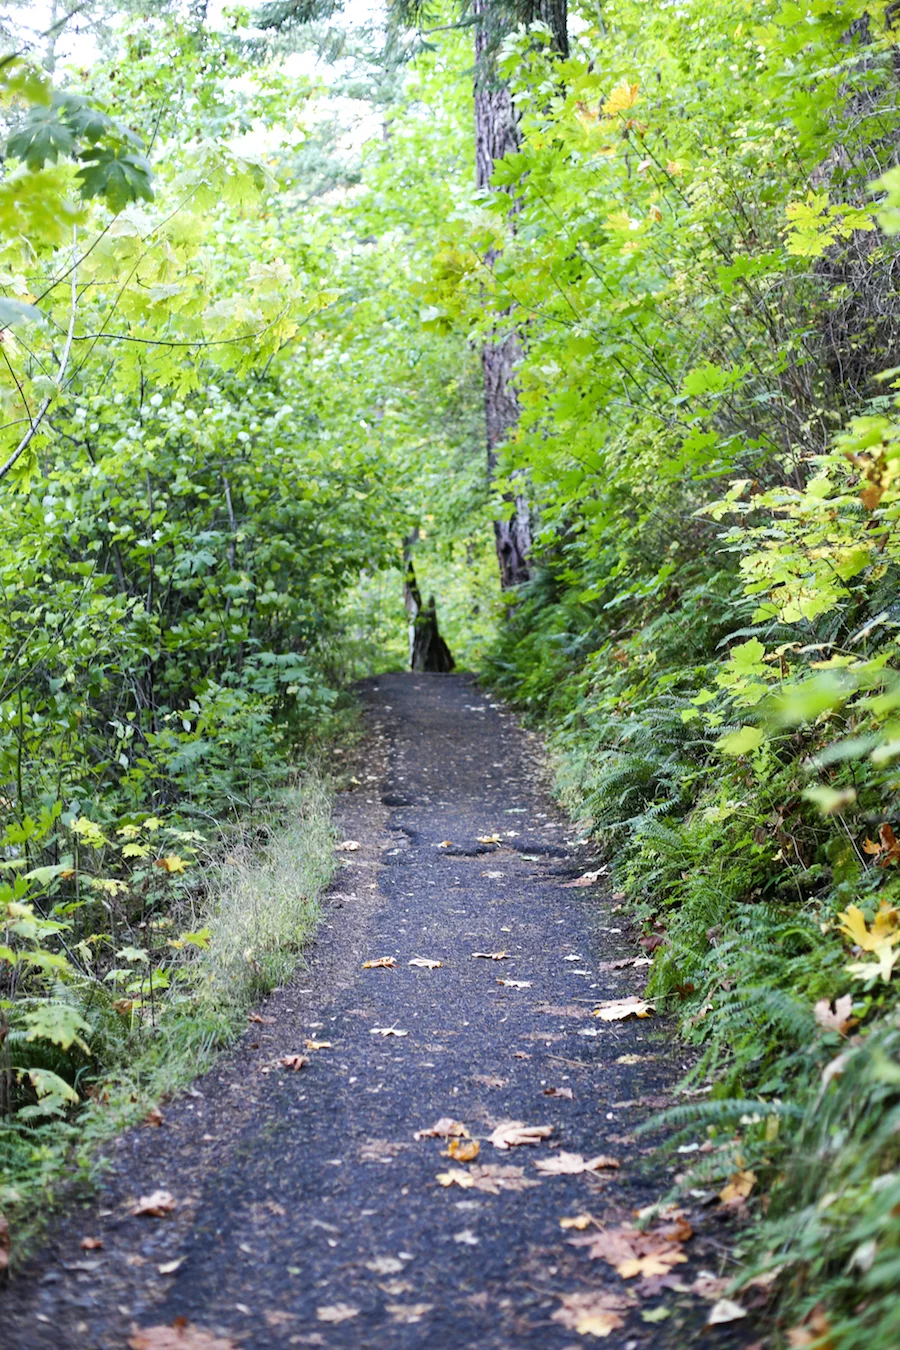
[
  {"x1": 403, "y1": 535, "x2": 455, "y2": 673},
  {"x1": 474, "y1": 0, "x2": 568, "y2": 590}
]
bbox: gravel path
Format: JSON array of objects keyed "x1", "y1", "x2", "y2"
[{"x1": 0, "y1": 673, "x2": 756, "y2": 1349}]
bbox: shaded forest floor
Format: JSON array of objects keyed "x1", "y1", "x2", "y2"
[{"x1": 0, "y1": 674, "x2": 762, "y2": 1348}]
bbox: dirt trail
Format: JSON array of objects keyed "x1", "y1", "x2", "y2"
[{"x1": 1, "y1": 673, "x2": 752, "y2": 1348}]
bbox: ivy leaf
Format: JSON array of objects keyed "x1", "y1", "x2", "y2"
[{"x1": 76, "y1": 145, "x2": 154, "y2": 211}]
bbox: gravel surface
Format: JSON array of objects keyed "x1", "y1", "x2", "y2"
[{"x1": 0, "y1": 672, "x2": 759, "y2": 1348}]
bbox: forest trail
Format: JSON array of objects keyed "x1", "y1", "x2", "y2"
[{"x1": 1, "y1": 674, "x2": 750, "y2": 1349}]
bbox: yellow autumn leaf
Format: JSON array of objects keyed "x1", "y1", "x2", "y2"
[
  {"x1": 837, "y1": 903, "x2": 900, "y2": 952},
  {"x1": 603, "y1": 80, "x2": 640, "y2": 117},
  {"x1": 155, "y1": 854, "x2": 188, "y2": 873}
]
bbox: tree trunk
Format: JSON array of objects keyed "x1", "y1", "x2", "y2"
[
  {"x1": 473, "y1": 0, "x2": 567, "y2": 590},
  {"x1": 403, "y1": 537, "x2": 455, "y2": 673}
]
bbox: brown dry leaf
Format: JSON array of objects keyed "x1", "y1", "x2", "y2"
[
  {"x1": 543, "y1": 1086, "x2": 574, "y2": 1099},
  {"x1": 444, "y1": 1138, "x2": 480, "y2": 1163},
  {"x1": 359, "y1": 1139, "x2": 408, "y2": 1163},
  {"x1": 414, "y1": 1117, "x2": 470, "y2": 1141},
  {"x1": 787, "y1": 1305, "x2": 833, "y2": 1349},
  {"x1": 513, "y1": 1050, "x2": 531, "y2": 1059},
  {"x1": 316, "y1": 1304, "x2": 360, "y2": 1324},
  {"x1": 80, "y1": 1236, "x2": 103, "y2": 1250},
  {"x1": 304, "y1": 1040, "x2": 333, "y2": 1050},
  {"x1": 719, "y1": 1169, "x2": 756, "y2": 1205},
  {"x1": 472, "y1": 951, "x2": 509, "y2": 961},
  {"x1": 144, "y1": 1106, "x2": 164, "y2": 1127},
  {"x1": 362, "y1": 956, "x2": 396, "y2": 969},
  {"x1": 534, "y1": 1151, "x2": 618, "y2": 1175},
  {"x1": 279, "y1": 1054, "x2": 309, "y2": 1071},
  {"x1": 497, "y1": 978, "x2": 532, "y2": 989},
  {"x1": 561, "y1": 870, "x2": 605, "y2": 889},
  {"x1": 489, "y1": 1121, "x2": 554, "y2": 1150},
  {"x1": 369, "y1": 1025, "x2": 408, "y2": 1037},
  {"x1": 128, "y1": 1322, "x2": 236, "y2": 1350},
  {"x1": 409, "y1": 957, "x2": 443, "y2": 969},
  {"x1": 438, "y1": 1164, "x2": 539, "y2": 1194},
  {"x1": 707, "y1": 1299, "x2": 748, "y2": 1325},
  {"x1": 335, "y1": 840, "x2": 360, "y2": 852},
  {"x1": 386, "y1": 1304, "x2": 433, "y2": 1324},
  {"x1": 247, "y1": 1013, "x2": 274, "y2": 1025},
  {"x1": 593, "y1": 998, "x2": 653, "y2": 1021},
  {"x1": 365, "y1": 1256, "x2": 406, "y2": 1275},
  {"x1": 551, "y1": 1291, "x2": 630, "y2": 1338},
  {"x1": 569, "y1": 1231, "x2": 639, "y2": 1266},
  {"x1": 560, "y1": 1213, "x2": 594, "y2": 1231},
  {"x1": 813, "y1": 995, "x2": 854, "y2": 1035},
  {"x1": 691, "y1": 1273, "x2": 731, "y2": 1301},
  {"x1": 379, "y1": 1280, "x2": 414, "y2": 1296},
  {"x1": 130, "y1": 1190, "x2": 177, "y2": 1218},
  {"x1": 437, "y1": 840, "x2": 453, "y2": 849},
  {"x1": 472, "y1": 1073, "x2": 507, "y2": 1088},
  {"x1": 477, "y1": 834, "x2": 502, "y2": 845}
]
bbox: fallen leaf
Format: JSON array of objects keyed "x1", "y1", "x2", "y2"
[
  {"x1": 477, "y1": 835, "x2": 501, "y2": 845},
  {"x1": 513, "y1": 1050, "x2": 531, "y2": 1059},
  {"x1": 562, "y1": 870, "x2": 605, "y2": 888},
  {"x1": 144, "y1": 1107, "x2": 164, "y2": 1127},
  {"x1": 489, "y1": 1121, "x2": 554, "y2": 1150},
  {"x1": 437, "y1": 1164, "x2": 540, "y2": 1194},
  {"x1": 618, "y1": 1251, "x2": 687, "y2": 1280},
  {"x1": 534, "y1": 1152, "x2": 619, "y2": 1175},
  {"x1": 437, "y1": 840, "x2": 453, "y2": 848},
  {"x1": 335, "y1": 840, "x2": 360, "y2": 852},
  {"x1": 813, "y1": 994, "x2": 854, "y2": 1035},
  {"x1": 719, "y1": 1170, "x2": 756, "y2": 1205},
  {"x1": 130, "y1": 1190, "x2": 177, "y2": 1218},
  {"x1": 158, "y1": 1259, "x2": 183, "y2": 1275},
  {"x1": 386, "y1": 1304, "x2": 432, "y2": 1323},
  {"x1": 444, "y1": 1138, "x2": 480, "y2": 1162},
  {"x1": 369, "y1": 1026, "x2": 408, "y2": 1037},
  {"x1": 365, "y1": 1256, "x2": 406, "y2": 1275},
  {"x1": 80, "y1": 1236, "x2": 103, "y2": 1250},
  {"x1": 560, "y1": 1214, "x2": 594, "y2": 1230},
  {"x1": 691, "y1": 1273, "x2": 731, "y2": 1301},
  {"x1": 707, "y1": 1299, "x2": 748, "y2": 1325},
  {"x1": 563, "y1": 954, "x2": 583, "y2": 962},
  {"x1": 642, "y1": 1306, "x2": 671, "y2": 1323},
  {"x1": 379, "y1": 1279, "x2": 414, "y2": 1296},
  {"x1": 362, "y1": 956, "x2": 396, "y2": 969},
  {"x1": 155, "y1": 855, "x2": 188, "y2": 874},
  {"x1": 128, "y1": 1323, "x2": 235, "y2": 1349},
  {"x1": 787, "y1": 1305, "x2": 833, "y2": 1348},
  {"x1": 409, "y1": 957, "x2": 443, "y2": 969},
  {"x1": 414, "y1": 1117, "x2": 470, "y2": 1140},
  {"x1": 543, "y1": 1086, "x2": 574, "y2": 1099},
  {"x1": 304, "y1": 1040, "x2": 333, "y2": 1050},
  {"x1": 593, "y1": 998, "x2": 653, "y2": 1021},
  {"x1": 552, "y1": 1291, "x2": 630, "y2": 1338},
  {"x1": 316, "y1": 1304, "x2": 360, "y2": 1324},
  {"x1": 248, "y1": 1013, "x2": 274, "y2": 1025},
  {"x1": 263, "y1": 1311, "x2": 296, "y2": 1329},
  {"x1": 497, "y1": 978, "x2": 532, "y2": 988},
  {"x1": 472, "y1": 1073, "x2": 507, "y2": 1088},
  {"x1": 359, "y1": 1139, "x2": 408, "y2": 1163},
  {"x1": 279, "y1": 1054, "x2": 309, "y2": 1071},
  {"x1": 472, "y1": 951, "x2": 509, "y2": 961},
  {"x1": 453, "y1": 1229, "x2": 479, "y2": 1245}
]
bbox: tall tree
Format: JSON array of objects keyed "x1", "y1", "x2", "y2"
[{"x1": 473, "y1": 0, "x2": 568, "y2": 588}]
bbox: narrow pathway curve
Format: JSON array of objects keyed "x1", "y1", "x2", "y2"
[{"x1": 1, "y1": 674, "x2": 752, "y2": 1349}]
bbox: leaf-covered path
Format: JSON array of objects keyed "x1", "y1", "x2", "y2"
[{"x1": 2, "y1": 674, "x2": 752, "y2": 1348}]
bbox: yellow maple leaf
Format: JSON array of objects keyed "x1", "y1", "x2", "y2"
[
  {"x1": 155, "y1": 854, "x2": 188, "y2": 873},
  {"x1": 603, "y1": 80, "x2": 640, "y2": 117},
  {"x1": 837, "y1": 903, "x2": 900, "y2": 953}
]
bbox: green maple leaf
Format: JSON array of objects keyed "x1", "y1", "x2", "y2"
[
  {"x1": 76, "y1": 146, "x2": 154, "y2": 211},
  {"x1": 6, "y1": 105, "x2": 75, "y2": 169}
]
